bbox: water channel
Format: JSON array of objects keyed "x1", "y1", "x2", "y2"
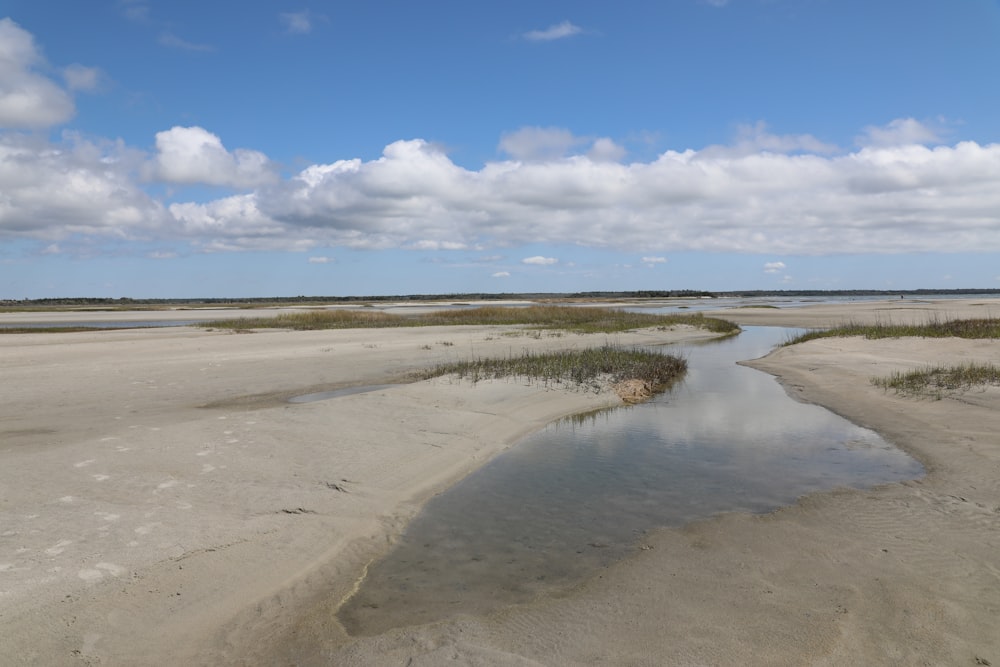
[{"x1": 338, "y1": 326, "x2": 923, "y2": 635}]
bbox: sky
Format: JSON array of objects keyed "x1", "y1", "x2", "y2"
[{"x1": 1, "y1": 0, "x2": 999, "y2": 299}]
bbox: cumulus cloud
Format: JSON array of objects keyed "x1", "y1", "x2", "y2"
[
  {"x1": 701, "y1": 121, "x2": 838, "y2": 158},
  {"x1": 499, "y1": 127, "x2": 583, "y2": 161},
  {"x1": 856, "y1": 118, "x2": 942, "y2": 148},
  {"x1": 763, "y1": 261, "x2": 786, "y2": 273},
  {"x1": 523, "y1": 256, "x2": 558, "y2": 265},
  {"x1": 492, "y1": 271, "x2": 511, "y2": 278},
  {"x1": 0, "y1": 18, "x2": 76, "y2": 128},
  {"x1": 499, "y1": 127, "x2": 624, "y2": 162},
  {"x1": 522, "y1": 21, "x2": 583, "y2": 42},
  {"x1": 4, "y1": 113, "x2": 1000, "y2": 260},
  {"x1": 0, "y1": 132, "x2": 166, "y2": 240},
  {"x1": 149, "y1": 126, "x2": 275, "y2": 187},
  {"x1": 642, "y1": 256, "x2": 667, "y2": 265}
]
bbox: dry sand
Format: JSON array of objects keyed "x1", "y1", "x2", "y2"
[{"x1": 2, "y1": 299, "x2": 999, "y2": 665}]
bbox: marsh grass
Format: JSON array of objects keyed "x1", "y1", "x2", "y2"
[
  {"x1": 785, "y1": 317, "x2": 1000, "y2": 345},
  {"x1": 203, "y1": 305, "x2": 739, "y2": 335},
  {"x1": 872, "y1": 363, "x2": 1000, "y2": 397},
  {"x1": 415, "y1": 345, "x2": 687, "y2": 393}
]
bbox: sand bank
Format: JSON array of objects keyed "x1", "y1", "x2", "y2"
[{"x1": 0, "y1": 319, "x2": 712, "y2": 665}]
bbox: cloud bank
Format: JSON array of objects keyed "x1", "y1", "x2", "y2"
[{"x1": 3, "y1": 121, "x2": 1000, "y2": 258}]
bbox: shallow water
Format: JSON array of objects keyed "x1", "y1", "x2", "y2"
[
  {"x1": 287, "y1": 384, "x2": 402, "y2": 403},
  {"x1": 339, "y1": 327, "x2": 924, "y2": 634}
]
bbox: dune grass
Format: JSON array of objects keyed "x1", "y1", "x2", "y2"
[
  {"x1": 872, "y1": 363, "x2": 1000, "y2": 397},
  {"x1": 785, "y1": 317, "x2": 1000, "y2": 345},
  {"x1": 203, "y1": 305, "x2": 739, "y2": 335},
  {"x1": 414, "y1": 345, "x2": 687, "y2": 392}
]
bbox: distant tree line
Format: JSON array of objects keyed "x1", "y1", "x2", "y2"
[{"x1": 4, "y1": 288, "x2": 999, "y2": 308}]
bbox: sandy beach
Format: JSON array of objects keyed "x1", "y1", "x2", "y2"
[{"x1": 2, "y1": 299, "x2": 999, "y2": 665}]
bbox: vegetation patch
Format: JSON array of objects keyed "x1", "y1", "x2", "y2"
[
  {"x1": 0, "y1": 326, "x2": 119, "y2": 334},
  {"x1": 785, "y1": 318, "x2": 1000, "y2": 345},
  {"x1": 414, "y1": 345, "x2": 687, "y2": 402},
  {"x1": 202, "y1": 305, "x2": 738, "y2": 335},
  {"x1": 872, "y1": 363, "x2": 1000, "y2": 397}
]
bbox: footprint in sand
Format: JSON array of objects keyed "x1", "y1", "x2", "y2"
[
  {"x1": 78, "y1": 562, "x2": 123, "y2": 582},
  {"x1": 45, "y1": 539, "x2": 73, "y2": 556},
  {"x1": 134, "y1": 523, "x2": 160, "y2": 536}
]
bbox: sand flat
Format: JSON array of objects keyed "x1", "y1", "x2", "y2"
[
  {"x1": 0, "y1": 319, "x2": 713, "y2": 665},
  {"x1": 2, "y1": 300, "x2": 999, "y2": 665}
]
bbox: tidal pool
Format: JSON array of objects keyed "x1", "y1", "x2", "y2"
[{"x1": 338, "y1": 327, "x2": 923, "y2": 635}]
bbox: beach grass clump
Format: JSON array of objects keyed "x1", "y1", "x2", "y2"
[
  {"x1": 785, "y1": 317, "x2": 1000, "y2": 345},
  {"x1": 872, "y1": 363, "x2": 1000, "y2": 396},
  {"x1": 415, "y1": 345, "x2": 687, "y2": 394},
  {"x1": 203, "y1": 305, "x2": 739, "y2": 335}
]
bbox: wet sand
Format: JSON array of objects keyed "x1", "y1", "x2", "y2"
[{"x1": 2, "y1": 299, "x2": 999, "y2": 665}]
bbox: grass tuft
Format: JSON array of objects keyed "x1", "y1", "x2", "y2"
[
  {"x1": 785, "y1": 317, "x2": 1000, "y2": 346},
  {"x1": 872, "y1": 363, "x2": 1000, "y2": 397},
  {"x1": 414, "y1": 345, "x2": 687, "y2": 395}
]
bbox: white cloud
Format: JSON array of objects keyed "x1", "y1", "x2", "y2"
[
  {"x1": 701, "y1": 121, "x2": 838, "y2": 158},
  {"x1": 856, "y1": 118, "x2": 942, "y2": 148},
  {"x1": 523, "y1": 256, "x2": 558, "y2": 265},
  {"x1": 588, "y1": 137, "x2": 626, "y2": 163},
  {"x1": 499, "y1": 127, "x2": 583, "y2": 161},
  {"x1": 155, "y1": 132, "x2": 1000, "y2": 256},
  {"x1": 158, "y1": 32, "x2": 213, "y2": 52},
  {"x1": 281, "y1": 11, "x2": 315, "y2": 34},
  {"x1": 4, "y1": 114, "x2": 1000, "y2": 260},
  {"x1": 763, "y1": 261, "x2": 786, "y2": 273},
  {"x1": 0, "y1": 18, "x2": 76, "y2": 128},
  {"x1": 149, "y1": 126, "x2": 275, "y2": 187},
  {"x1": 642, "y1": 256, "x2": 667, "y2": 265},
  {"x1": 308, "y1": 256, "x2": 331, "y2": 263},
  {"x1": 119, "y1": 0, "x2": 151, "y2": 22},
  {"x1": 523, "y1": 21, "x2": 583, "y2": 42},
  {"x1": 62, "y1": 64, "x2": 103, "y2": 92},
  {"x1": 499, "y1": 127, "x2": 624, "y2": 163},
  {"x1": 0, "y1": 132, "x2": 165, "y2": 242},
  {"x1": 492, "y1": 271, "x2": 511, "y2": 278},
  {"x1": 411, "y1": 240, "x2": 467, "y2": 250}
]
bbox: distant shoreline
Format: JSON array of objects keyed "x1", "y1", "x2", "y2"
[{"x1": 5, "y1": 288, "x2": 1000, "y2": 309}]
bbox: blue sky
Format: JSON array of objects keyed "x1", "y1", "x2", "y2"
[{"x1": 2, "y1": 0, "x2": 999, "y2": 298}]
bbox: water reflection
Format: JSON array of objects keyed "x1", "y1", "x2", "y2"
[{"x1": 339, "y1": 327, "x2": 923, "y2": 635}]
